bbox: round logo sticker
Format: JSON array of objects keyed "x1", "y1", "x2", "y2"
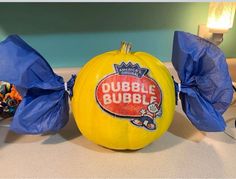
[{"x1": 95, "y1": 62, "x2": 162, "y2": 131}]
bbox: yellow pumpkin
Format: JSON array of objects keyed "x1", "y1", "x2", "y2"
[{"x1": 72, "y1": 42, "x2": 175, "y2": 150}]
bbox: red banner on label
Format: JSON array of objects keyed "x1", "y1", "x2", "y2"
[{"x1": 96, "y1": 74, "x2": 162, "y2": 117}]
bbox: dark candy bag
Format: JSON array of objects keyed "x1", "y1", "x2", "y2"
[{"x1": 0, "y1": 81, "x2": 22, "y2": 120}]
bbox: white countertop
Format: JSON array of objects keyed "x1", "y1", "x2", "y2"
[
  {"x1": 0, "y1": 103, "x2": 235, "y2": 178},
  {"x1": 0, "y1": 65, "x2": 235, "y2": 178}
]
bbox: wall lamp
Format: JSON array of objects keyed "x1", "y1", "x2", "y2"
[{"x1": 198, "y1": 2, "x2": 236, "y2": 45}]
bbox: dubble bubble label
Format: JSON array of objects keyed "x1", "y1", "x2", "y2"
[{"x1": 96, "y1": 62, "x2": 162, "y2": 131}]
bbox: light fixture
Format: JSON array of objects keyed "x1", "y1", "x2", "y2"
[{"x1": 198, "y1": 2, "x2": 236, "y2": 45}]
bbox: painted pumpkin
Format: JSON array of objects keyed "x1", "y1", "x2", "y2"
[{"x1": 72, "y1": 42, "x2": 175, "y2": 150}]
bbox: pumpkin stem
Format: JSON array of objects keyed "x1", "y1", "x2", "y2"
[{"x1": 120, "y1": 41, "x2": 132, "y2": 54}]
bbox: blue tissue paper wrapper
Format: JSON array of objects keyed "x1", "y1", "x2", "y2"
[
  {"x1": 0, "y1": 35, "x2": 75, "y2": 134},
  {"x1": 172, "y1": 31, "x2": 233, "y2": 132}
]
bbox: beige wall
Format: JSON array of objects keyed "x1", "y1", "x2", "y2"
[{"x1": 227, "y1": 58, "x2": 236, "y2": 82}]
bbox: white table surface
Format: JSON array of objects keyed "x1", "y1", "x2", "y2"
[{"x1": 0, "y1": 66, "x2": 235, "y2": 178}]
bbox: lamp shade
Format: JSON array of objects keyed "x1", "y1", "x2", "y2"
[{"x1": 207, "y1": 2, "x2": 236, "y2": 32}]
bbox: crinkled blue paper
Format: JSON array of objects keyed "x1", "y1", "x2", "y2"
[
  {"x1": 172, "y1": 31, "x2": 233, "y2": 132},
  {"x1": 0, "y1": 35, "x2": 75, "y2": 134}
]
